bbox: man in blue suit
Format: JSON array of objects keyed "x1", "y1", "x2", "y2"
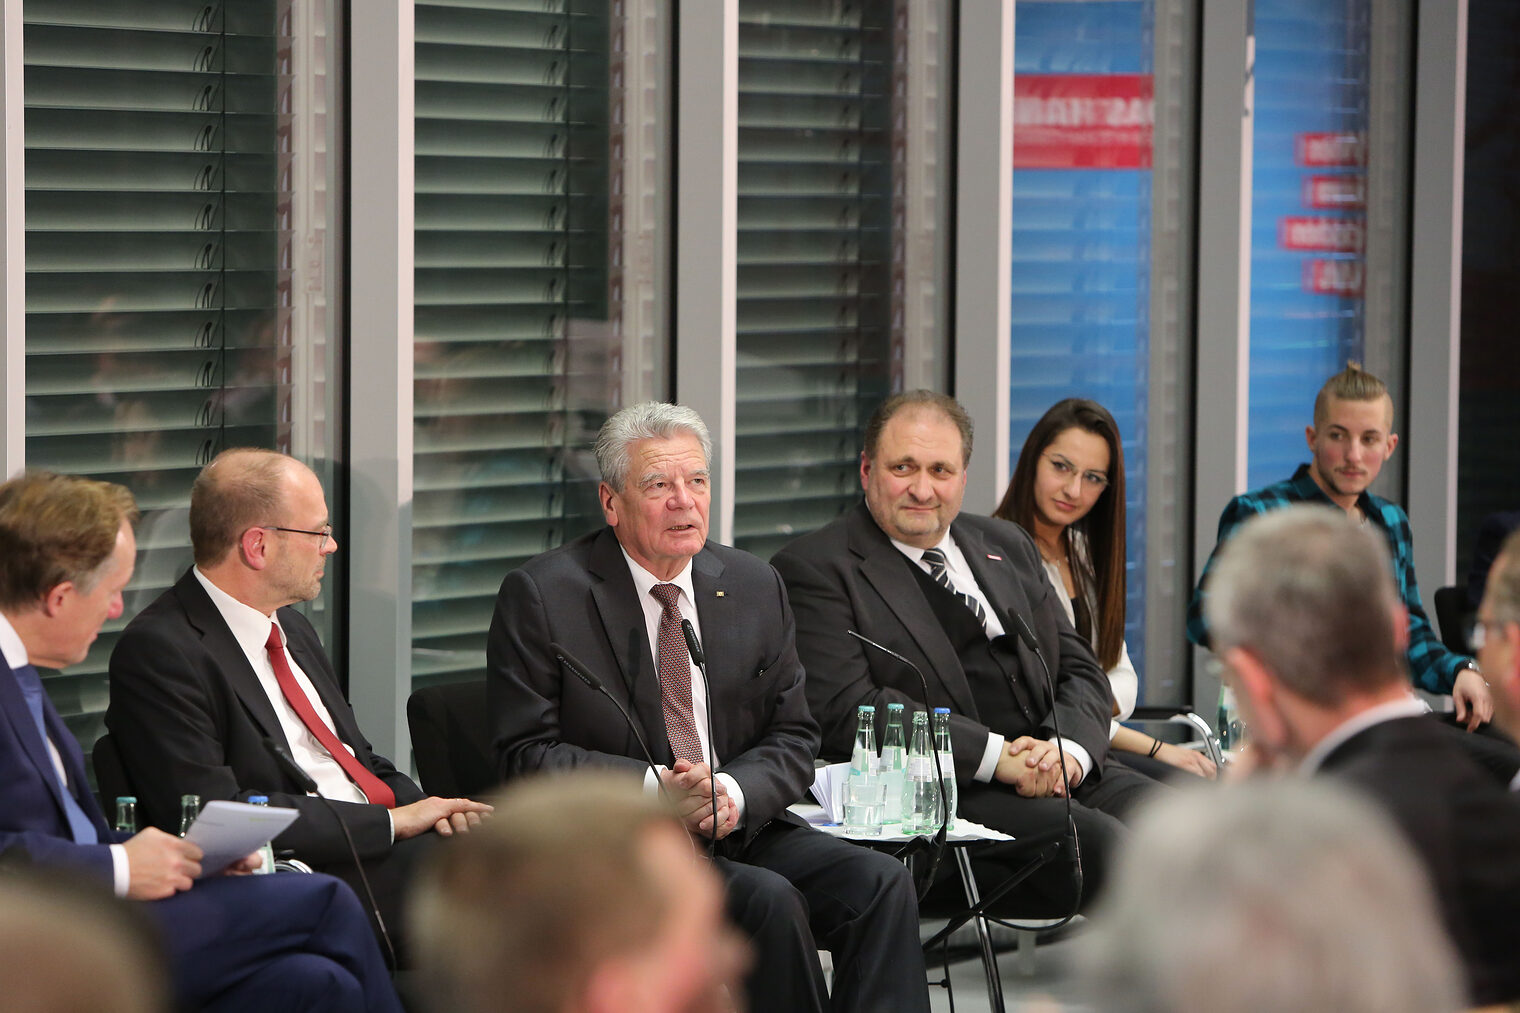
[{"x1": 0, "y1": 470, "x2": 402, "y2": 1013}]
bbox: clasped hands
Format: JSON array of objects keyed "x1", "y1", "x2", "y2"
[
  {"x1": 992, "y1": 735, "x2": 1082, "y2": 798},
  {"x1": 662, "y1": 758, "x2": 740, "y2": 841}
]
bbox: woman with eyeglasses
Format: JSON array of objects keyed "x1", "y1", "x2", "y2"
[{"x1": 994, "y1": 398, "x2": 1216, "y2": 780}]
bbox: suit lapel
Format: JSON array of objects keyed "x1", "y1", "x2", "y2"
[
  {"x1": 173, "y1": 570, "x2": 289, "y2": 747},
  {"x1": 282, "y1": 618, "x2": 363, "y2": 751},
  {"x1": 0, "y1": 657, "x2": 76, "y2": 825},
  {"x1": 587, "y1": 529, "x2": 669, "y2": 761},
  {"x1": 847, "y1": 506, "x2": 977, "y2": 716},
  {"x1": 690, "y1": 548, "x2": 734, "y2": 752},
  {"x1": 955, "y1": 521, "x2": 1044, "y2": 712}
]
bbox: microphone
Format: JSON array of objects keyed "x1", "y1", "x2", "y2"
[
  {"x1": 1004, "y1": 612, "x2": 1084, "y2": 917},
  {"x1": 260, "y1": 736, "x2": 396, "y2": 971},
  {"x1": 845, "y1": 630, "x2": 950, "y2": 896},
  {"x1": 680, "y1": 619, "x2": 721, "y2": 852},
  {"x1": 550, "y1": 643, "x2": 666, "y2": 797}
]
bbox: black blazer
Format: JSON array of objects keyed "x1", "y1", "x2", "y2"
[
  {"x1": 772, "y1": 502, "x2": 1113, "y2": 780},
  {"x1": 1320, "y1": 715, "x2": 1520, "y2": 1006},
  {"x1": 486, "y1": 527, "x2": 819, "y2": 842},
  {"x1": 106, "y1": 569, "x2": 424, "y2": 864}
]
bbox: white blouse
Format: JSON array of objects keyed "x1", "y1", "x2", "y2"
[{"x1": 1038, "y1": 540, "x2": 1137, "y2": 741}]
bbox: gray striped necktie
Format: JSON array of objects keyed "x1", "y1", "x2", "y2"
[{"x1": 920, "y1": 547, "x2": 989, "y2": 626}]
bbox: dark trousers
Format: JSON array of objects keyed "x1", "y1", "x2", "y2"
[
  {"x1": 148, "y1": 872, "x2": 401, "y2": 1013},
  {"x1": 958, "y1": 757, "x2": 1159, "y2": 916},
  {"x1": 718, "y1": 820, "x2": 930, "y2": 1013},
  {"x1": 316, "y1": 830, "x2": 436, "y2": 966}
]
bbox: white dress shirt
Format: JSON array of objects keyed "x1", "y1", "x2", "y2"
[
  {"x1": 0, "y1": 611, "x2": 130, "y2": 895},
  {"x1": 889, "y1": 532, "x2": 1094, "y2": 783},
  {"x1": 1039, "y1": 542, "x2": 1139, "y2": 738},
  {"x1": 192, "y1": 569, "x2": 380, "y2": 822},
  {"x1": 619, "y1": 548, "x2": 747, "y2": 820}
]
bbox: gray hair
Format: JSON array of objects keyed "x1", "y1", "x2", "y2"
[
  {"x1": 1489, "y1": 527, "x2": 1520, "y2": 625},
  {"x1": 1079, "y1": 778, "x2": 1464, "y2": 1013},
  {"x1": 1204, "y1": 504, "x2": 1402, "y2": 704},
  {"x1": 593, "y1": 402, "x2": 713, "y2": 491}
]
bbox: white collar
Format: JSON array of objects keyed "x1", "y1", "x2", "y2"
[
  {"x1": 618, "y1": 546, "x2": 696, "y2": 606},
  {"x1": 1299, "y1": 695, "x2": 1429, "y2": 774},
  {"x1": 0, "y1": 611, "x2": 31, "y2": 670},
  {"x1": 192, "y1": 567, "x2": 287, "y2": 653}
]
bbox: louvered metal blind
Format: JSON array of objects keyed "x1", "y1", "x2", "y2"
[
  {"x1": 23, "y1": 0, "x2": 294, "y2": 745},
  {"x1": 412, "y1": 0, "x2": 615, "y2": 688},
  {"x1": 733, "y1": 0, "x2": 898, "y2": 559}
]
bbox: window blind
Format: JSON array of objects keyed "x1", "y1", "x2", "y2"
[
  {"x1": 23, "y1": 0, "x2": 293, "y2": 746},
  {"x1": 733, "y1": 0, "x2": 898, "y2": 560},
  {"x1": 412, "y1": 0, "x2": 615, "y2": 688}
]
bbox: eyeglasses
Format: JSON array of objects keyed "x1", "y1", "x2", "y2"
[
  {"x1": 1469, "y1": 617, "x2": 1508, "y2": 652},
  {"x1": 1042, "y1": 454, "x2": 1109, "y2": 490},
  {"x1": 262, "y1": 525, "x2": 333, "y2": 551}
]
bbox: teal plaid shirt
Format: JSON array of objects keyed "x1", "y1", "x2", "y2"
[{"x1": 1187, "y1": 464, "x2": 1471, "y2": 695}]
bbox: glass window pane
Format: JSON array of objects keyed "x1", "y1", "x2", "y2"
[{"x1": 22, "y1": 0, "x2": 340, "y2": 750}]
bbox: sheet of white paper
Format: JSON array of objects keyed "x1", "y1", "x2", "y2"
[
  {"x1": 185, "y1": 799, "x2": 300, "y2": 876},
  {"x1": 809, "y1": 761, "x2": 848, "y2": 823}
]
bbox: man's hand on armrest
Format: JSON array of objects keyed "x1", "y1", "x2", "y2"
[
  {"x1": 391, "y1": 797, "x2": 495, "y2": 840},
  {"x1": 123, "y1": 828, "x2": 202, "y2": 900}
]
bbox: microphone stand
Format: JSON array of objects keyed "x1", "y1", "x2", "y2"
[
  {"x1": 846, "y1": 630, "x2": 950, "y2": 900},
  {"x1": 261, "y1": 737, "x2": 397, "y2": 972},
  {"x1": 551, "y1": 644, "x2": 674, "y2": 811},
  {"x1": 680, "y1": 620, "x2": 722, "y2": 854}
]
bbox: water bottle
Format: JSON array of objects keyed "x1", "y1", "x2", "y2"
[
  {"x1": 902, "y1": 710, "x2": 940, "y2": 834},
  {"x1": 113, "y1": 796, "x2": 138, "y2": 835},
  {"x1": 844, "y1": 705, "x2": 883, "y2": 835},
  {"x1": 879, "y1": 703, "x2": 907, "y2": 826},
  {"x1": 932, "y1": 707, "x2": 957, "y2": 831},
  {"x1": 247, "y1": 795, "x2": 277, "y2": 875},
  {"x1": 1217, "y1": 685, "x2": 1245, "y2": 752},
  {"x1": 178, "y1": 794, "x2": 202, "y2": 838}
]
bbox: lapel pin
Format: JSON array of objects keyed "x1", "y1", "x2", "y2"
[
  {"x1": 715, "y1": 590, "x2": 726, "y2": 597},
  {"x1": 986, "y1": 554, "x2": 1003, "y2": 562}
]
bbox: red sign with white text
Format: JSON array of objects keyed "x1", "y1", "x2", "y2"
[
  {"x1": 1013, "y1": 74, "x2": 1153, "y2": 169},
  {"x1": 1303, "y1": 175, "x2": 1365, "y2": 210},
  {"x1": 1279, "y1": 216, "x2": 1365, "y2": 253},
  {"x1": 1296, "y1": 132, "x2": 1366, "y2": 167},
  {"x1": 1304, "y1": 259, "x2": 1364, "y2": 298}
]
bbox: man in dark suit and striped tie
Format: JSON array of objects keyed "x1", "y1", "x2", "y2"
[{"x1": 773, "y1": 391, "x2": 1158, "y2": 912}]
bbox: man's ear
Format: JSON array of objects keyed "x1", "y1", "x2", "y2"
[
  {"x1": 239, "y1": 527, "x2": 270, "y2": 571},
  {"x1": 1383, "y1": 431, "x2": 1399, "y2": 459},
  {"x1": 1304, "y1": 424, "x2": 1318, "y2": 452},
  {"x1": 1221, "y1": 645, "x2": 1289, "y2": 751},
  {"x1": 40, "y1": 582, "x2": 72, "y2": 618},
  {"x1": 1390, "y1": 603, "x2": 1409, "y2": 653},
  {"x1": 859, "y1": 450, "x2": 872, "y2": 491},
  {"x1": 599, "y1": 482, "x2": 619, "y2": 528}
]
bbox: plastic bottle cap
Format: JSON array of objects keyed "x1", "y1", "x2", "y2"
[
  {"x1": 857, "y1": 704, "x2": 874, "y2": 712},
  {"x1": 933, "y1": 707, "x2": 950, "y2": 714},
  {"x1": 248, "y1": 795, "x2": 269, "y2": 805}
]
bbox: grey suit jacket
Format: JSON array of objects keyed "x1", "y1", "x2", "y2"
[
  {"x1": 772, "y1": 502, "x2": 1113, "y2": 781},
  {"x1": 107, "y1": 569, "x2": 424, "y2": 864},
  {"x1": 487, "y1": 527, "x2": 819, "y2": 840}
]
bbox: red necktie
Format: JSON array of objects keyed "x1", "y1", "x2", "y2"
[
  {"x1": 264, "y1": 624, "x2": 395, "y2": 808},
  {"x1": 649, "y1": 584, "x2": 706, "y2": 765}
]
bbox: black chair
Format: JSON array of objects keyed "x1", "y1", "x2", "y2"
[
  {"x1": 1433, "y1": 585, "x2": 1473, "y2": 654},
  {"x1": 406, "y1": 681, "x2": 496, "y2": 798},
  {"x1": 91, "y1": 731, "x2": 136, "y2": 823}
]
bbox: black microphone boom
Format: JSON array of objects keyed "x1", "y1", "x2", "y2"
[
  {"x1": 259, "y1": 736, "x2": 396, "y2": 972},
  {"x1": 550, "y1": 643, "x2": 666, "y2": 794},
  {"x1": 845, "y1": 629, "x2": 950, "y2": 897},
  {"x1": 679, "y1": 619, "x2": 720, "y2": 852}
]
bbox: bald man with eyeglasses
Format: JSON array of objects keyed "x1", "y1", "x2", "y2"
[{"x1": 107, "y1": 448, "x2": 490, "y2": 961}]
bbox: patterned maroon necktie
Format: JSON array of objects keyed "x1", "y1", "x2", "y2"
[{"x1": 649, "y1": 584, "x2": 705, "y2": 764}]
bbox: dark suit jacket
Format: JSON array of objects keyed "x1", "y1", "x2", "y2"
[
  {"x1": 487, "y1": 527, "x2": 818, "y2": 841},
  {"x1": 771, "y1": 502, "x2": 1113, "y2": 781},
  {"x1": 106, "y1": 570, "x2": 424, "y2": 864},
  {"x1": 0, "y1": 653, "x2": 121, "y2": 877},
  {"x1": 1319, "y1": 715, "x2": 1520, "y2": 1006}
]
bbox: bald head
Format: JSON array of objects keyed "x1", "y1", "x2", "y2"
[{"x1": 190, "y1": 449, "x2": 307, "y2": 567}]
